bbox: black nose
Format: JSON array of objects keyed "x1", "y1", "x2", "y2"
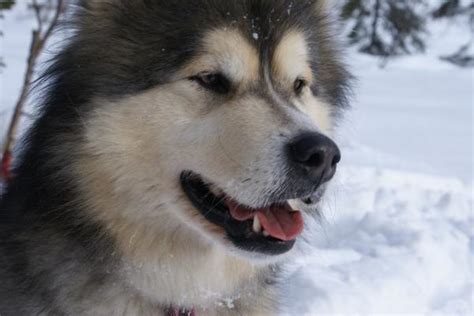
[{"x1": 288, "y1": 132, "x2": 341, "y2": 184}]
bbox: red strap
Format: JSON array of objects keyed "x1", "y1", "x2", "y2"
[
  {"x1": 1, "y1": 150, "x2": 12, "y2": 181},
  {"x1": 167, "y1": 307, "x2": 196, "y2": 316}
]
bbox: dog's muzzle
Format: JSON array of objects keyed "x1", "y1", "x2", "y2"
[{"x1": 180, "y1": 131, "x2": 341, "y2": 256}]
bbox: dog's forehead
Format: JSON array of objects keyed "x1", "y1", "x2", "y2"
[
  {"x1": 75, "y1": 0, "x2": 352, "y2": 108},
  {"x1": 164, "y1": 0, "x2": 322, "y2": 82},
  {"x1": 182, "y1": 29, "x2": 260, "y2": 82},
  {"x1": 182, "y1": 27, "x2": 311, "y2": 84}
]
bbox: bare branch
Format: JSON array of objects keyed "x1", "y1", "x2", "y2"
[
  {"x1": 32, "y1": 0, "x2": 43, "y2": 34},
  {"x1": 1, "y1": 0, "x2": 66, "y2": 180}
]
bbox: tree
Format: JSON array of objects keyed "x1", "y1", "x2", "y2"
[
  {"x1": 0, "y1": 0, "x2": 15, "y2": 10},
  {"x1": 433, "y1": 0, "x2": 474, "y2": 67},
  {"x1": 341, "y1": 0, "x2": 427, "y2": 59},
  {"x1": 1, "y1": 0, "x2": 65, "y2": 181}
]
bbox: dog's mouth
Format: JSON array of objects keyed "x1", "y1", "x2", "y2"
[{"x1": 180, "y1": 171, "x2": 304, "y2": 255}]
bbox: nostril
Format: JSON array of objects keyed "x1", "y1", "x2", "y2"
[
  {"x1": 306, "y1": 150, "x2": 325, "y2": 168},
  {"x1": 332, "y1": 153, "x2": 341, "y2": 167}
]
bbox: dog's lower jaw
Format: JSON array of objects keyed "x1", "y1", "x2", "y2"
[
  {"x1": 97, "y1": 208, "x2": 279, "y2": 315},
  {"x1": 121, "y1": 230, "x2": 276, "y2": 312}
]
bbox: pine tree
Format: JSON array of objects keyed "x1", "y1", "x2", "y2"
[
  {"x1": 433, "y1": 0, "x2": 474, "y2": 67},
  {"x1": 341, "y1": 0, "x2": 427, "y2": 58},
  {"x1": 0, "y1": 1, "x2": 15, "y2": 12}
]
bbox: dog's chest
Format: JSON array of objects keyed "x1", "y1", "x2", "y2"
[{"x1": 119, "y1": 248, "x2": 262, "y2": 309}]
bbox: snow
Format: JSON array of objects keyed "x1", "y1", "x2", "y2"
[
  {"x1": 341, "y1": 52, "x2": 472, "y2": 181},
  {"x1": 1, "y1": 4, "x2": 473, "y2": 315},
  {"x1": 285, "y1": 167, "x2": 472, "y2": 314}
]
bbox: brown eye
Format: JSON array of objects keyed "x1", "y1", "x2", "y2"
[
  {"x1": 294, "y1": 78, "x2": 307, "y2": 95},
  {"x1": 190, "y1": 72, "x2": 231, "y2": 94}
]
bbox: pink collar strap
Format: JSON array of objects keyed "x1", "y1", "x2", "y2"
[{"x1": 167, "y1": 307, "x2": 196, "y2": 316}]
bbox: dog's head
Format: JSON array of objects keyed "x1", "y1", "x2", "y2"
[{"x1": 67, "y1": 0, "x2": 350, "y2": 261}]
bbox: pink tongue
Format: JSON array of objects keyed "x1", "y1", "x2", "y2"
[
  {"x1": 227, "y1": 200, "x2": 304, "y2": 241},
  {"x1": 256, "y1": 205, "x2": 304, "y2": 241}
]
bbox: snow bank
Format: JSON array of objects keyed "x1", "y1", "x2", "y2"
[{"x1": 284, "y1": 166, "x2": 472, "y2": 315}]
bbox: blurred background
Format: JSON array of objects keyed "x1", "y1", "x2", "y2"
[{"x1": 0, "y1": 1, "x2": 473, "y2": 315}]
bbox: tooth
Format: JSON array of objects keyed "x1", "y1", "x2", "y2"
[
  {"x1": 253, "y1": 215, "x2": 262, "y2": 233},
  {"x1": 263, "y1": 230, "x2": 269, "y2": 237},
  {"x1": 288, "y1": 199, "x2": 300, "y2": 211}
]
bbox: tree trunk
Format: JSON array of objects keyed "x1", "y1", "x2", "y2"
[{"x1": 370, "y1": 0, "x2": 381, "y2": 49}]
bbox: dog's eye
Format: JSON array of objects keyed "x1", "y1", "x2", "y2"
[
  {"x1": 294, "y1": 78, "x2": 307, "y2": 95},
  {"x1": 191, "y1": 72, "x2": 231, "y2": 94}
]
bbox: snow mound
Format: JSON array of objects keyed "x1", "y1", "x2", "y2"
[{"x1": 284, "y1": 166, "x2": 473, "y2": 315}]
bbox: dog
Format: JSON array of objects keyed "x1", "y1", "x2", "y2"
[{"x1": 0, "y1": 0, "x2": 350, "y2": 315}]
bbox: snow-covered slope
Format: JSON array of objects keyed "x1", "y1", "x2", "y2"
[{"x1": 1, "y1": 3, "x2": 473, "y2": 315}]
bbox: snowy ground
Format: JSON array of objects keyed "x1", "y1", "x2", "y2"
[
  {"x1": 285, "y1": 167, "x2": 472, "y2": 315},
  {"x1": 1, "y1": 4, "x2": 473, "y2": 315}
]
